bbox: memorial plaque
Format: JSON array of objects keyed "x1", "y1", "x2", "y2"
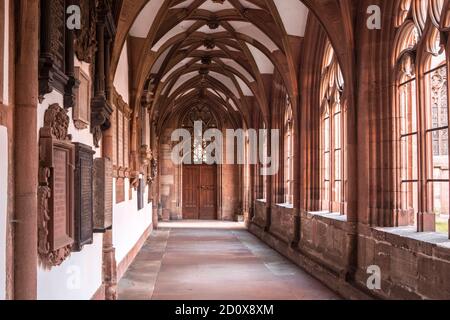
[
  {"x1": 116, "y1": 178, "x2": 125, "y2": 204},
  {"x1": 38, "y1": 103, "x2": 75, "y2": 268},
  {"x1": 73, "y1": 143, "x2": 95, "y2": 252},
  {"x1": 137, "y1": 178, "x2": 145, "y2": 211},
  {"x1": 124, "y1": 118, "x2": 130, "y2": 168},
  {"x1": 51, "y1": 146, "x2": 73, "y2": 250},
  {"x1": 118, "y1": 110, "x2": 124, "y2": 167},
  {"x1": 93, "y1": 158, "x2": 113, "y2": 232},
  {"x1": 73, "y1": 67, "x2": 91, "y2": 130}
]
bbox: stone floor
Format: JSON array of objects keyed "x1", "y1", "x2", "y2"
[{"x1": 117, "y1": 221, "x2": 340, "y2": 300}]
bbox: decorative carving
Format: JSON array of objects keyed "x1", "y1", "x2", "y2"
[
  {"x1": 130, "y1": 171, "x2": 140, "y2": 191},
  {"x1": 140, "y1": 145, "x2": 153, "y2": 166},
  {"x1": 74, "y1": 0, "x2": 99, "y2": 63},
  {"x1": 44, "y1": 104, "x2": 70, "y2": 140},
  {"x1": 207, "y1": 17, "x2": 220, "y2": 30},
  {"x1": 38, "y1": 104, "x2": 75, "y2": 269},
  {"x1": 201, "y1": 56, "x2": 212, "y2": 65},
  {"x1": 204, "y1": 39, "x2": 216, "y2": 50},
  {"x1": 90, "y1": 0, "x2": 116, "y2": 148},
  {"x1": 147, "y1": 157, "x2": 158, "y2": 186},
  {"x1": 39, "y1": 0, "x2": 78, "y2": 108},
  {"x1": 73, "y1": 67, "x2": 91, "y2": 130}
]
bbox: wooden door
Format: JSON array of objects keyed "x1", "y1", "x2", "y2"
[
  {"x1": 182, "y1": 165, "x2": 200, "y2": 219},
  {"x1": 182, "y1": 165, "x2": 217, "y2": 220},
  {"x1": 199, "y1": 165, "x2": 217, "y2": 220}
]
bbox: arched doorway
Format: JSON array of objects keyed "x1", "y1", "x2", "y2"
[{"x1": 181, "y1": 105, "x2": 219, "y2": 220}]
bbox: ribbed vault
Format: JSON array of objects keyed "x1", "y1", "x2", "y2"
[{"x1": 112, "y1": 0, "x2": 317, "y2": 129}]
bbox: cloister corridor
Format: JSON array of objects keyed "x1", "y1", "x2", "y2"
[
  {"x1": 118, "y1": 221, "x2": 339, "y2": 300},
  {"x1": 2, "y1": 0, "x2": 450, "y2": 302}
]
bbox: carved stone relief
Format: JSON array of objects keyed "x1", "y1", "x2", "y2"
[
  {"x1": 38, "y1": 104, "x2": 75, "y2": 268},
  {"x1": 74, "y1": 0, "x2": 99, "y2": 64}
]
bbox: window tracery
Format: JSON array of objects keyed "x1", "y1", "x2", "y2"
[
  {"x1": 320, "y1": 41, "x2": 345, "y2": 213},
  {"x1": 394, "y1": 0, "x2": 449, "y2": 234},
  {"x1": 182, "y1": 105, "x2": 218, "y2": 163}
]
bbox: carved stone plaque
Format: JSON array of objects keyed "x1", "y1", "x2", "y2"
[
  {"x1": 73, "y1": 143, "x2": 95, "y2": 252},
  {"x1": 116, "y1": 178, "x2": 125, "y2": 204},
  {"x1": 52, "y1": 146, "x2": 73, "y2": 249},
  {"x1": 93, "y1": 157, "x2": 113, "y2": 232},
  {"x1": 137, "y1": 178, "x2": 145, "y2": 211},
  {"x1": 74, "y1": 0, "x2": 98, "y2": 63},
  {"x1": 73, "y1": 67, "x2": 91, "y2": 130},
  {"x1": 38, "y1": 104, "x2": 75, "y2": 268}
]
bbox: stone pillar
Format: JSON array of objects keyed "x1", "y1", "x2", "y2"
[
  {"x1": 14, "y1": 0, "x2": 39, "y2": 300},
  {"x1": 102, "y1": 33, "x2": 117, "y2": 300},
  {"x1": 102, "y1": 119, "x2": 117, "y2": 300},
  {"x1": 265, "y1": 127, "x2": 272, "y2": 232}
]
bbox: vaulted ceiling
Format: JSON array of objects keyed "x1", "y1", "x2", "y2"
[{"x1": 120, "y1": 0, "x2": 310, "y2": 127}]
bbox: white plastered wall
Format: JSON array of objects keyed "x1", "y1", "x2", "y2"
[
  {"x1": 112, "y1": 42, "x2": 153, "y2": 265},
  {"x1": 112, "y1": 177, "x2": 153, "y2": 264}
]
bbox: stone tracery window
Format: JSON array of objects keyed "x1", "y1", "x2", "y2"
[
  {"x1": 320, "y1": 41, "x2": 345, "y2": 214},
  {"x1": 395, "y1": 0, "x2": 449, "y2": 235},
  {"x1": 182, "y1": 104, "x2": 218, "y2": 164}
]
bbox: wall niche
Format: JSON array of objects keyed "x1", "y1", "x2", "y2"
[{"x1": 38, "y1": 104, "x2": 75, "y2": 268}]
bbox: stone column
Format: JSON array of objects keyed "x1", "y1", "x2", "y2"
[
  {"x1": 265, "y1": 127, "x2": 272, "y2": 232},
  {"x1": 14, "y1": 0, "x2": 39, "y2": 300},
  {"x1": 102, "y1": 61, "x2": 117, "y2": 300}
]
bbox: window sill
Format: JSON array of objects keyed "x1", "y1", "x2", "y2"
[
  {"x1": 276, "y1": 203, "x2": 294, "y2": 209},
  {"x1": 307, "y1": 211, "x2": 347, "y2": 222},
  {"x1": 375, "y1": 226, "x2": 450, "y2": 248}
]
